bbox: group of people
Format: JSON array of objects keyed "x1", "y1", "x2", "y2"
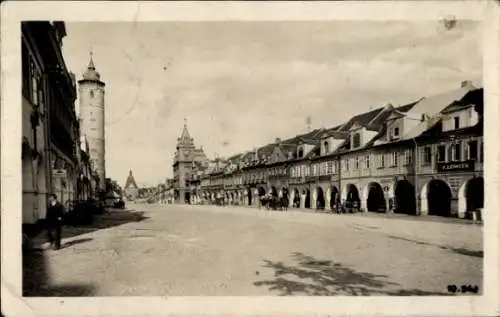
[{"x1": 259, "y1": 194, "x2": 362, "y2": 214}]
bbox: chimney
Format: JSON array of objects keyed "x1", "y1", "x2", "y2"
[{"x1": 461, "y1": 80, "x2": 474, "y2": 88}]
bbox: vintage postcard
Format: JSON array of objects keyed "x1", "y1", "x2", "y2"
[{"x1": 1, "y1": 1, "x2": 499, "y2": 316}]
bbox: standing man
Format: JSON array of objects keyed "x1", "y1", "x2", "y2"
[{"x1": 46, "y1": 193, "x2": 65, "y2": 250}]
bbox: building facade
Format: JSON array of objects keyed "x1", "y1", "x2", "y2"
[
  {"x1": 78, "y1": 53, "x2": 106, "y2": 191},
  {"x1": 179, "y1": 81, "x2": 483, "y2": 219},
  {"x1": 22, "y1": 21, "x2": 81, "y2": 224},
  {"x1": 21, "y1": 22, "x2": 52, "y2": 228},
  {"x1": 172, "y1": 120, "x2": 209, "y2": 204}
]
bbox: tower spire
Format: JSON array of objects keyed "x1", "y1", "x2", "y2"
[
  {"x1": 177, "y1": 118, "x2": 194, "y2": 148},
  {"x1": 88, "y1": 49, "x2": 95, "y2": 70}
]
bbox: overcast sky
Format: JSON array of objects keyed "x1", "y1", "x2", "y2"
[{"x1": 61, "y1": 21, "x2": 482, "y2": 187}]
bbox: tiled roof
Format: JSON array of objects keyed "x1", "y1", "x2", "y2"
[
  {"x1": 338, "y1": 107, "x2": 385, "y2": 132},
  {"x1": 397, "y1": 100, "x2": 420, "y2": 113},
  {"x1": 441, "y1": 88, "x2": 483, "y2": 114},
  {"x1": 407, "y1": 85, "x2": 475, "y2": 117}
]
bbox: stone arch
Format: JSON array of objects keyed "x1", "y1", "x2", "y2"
[
  {"x1": 363, "y1": 182, "x2": 386, "y2": 212},
  {"x1": 394, "y1": 179, "x2": 416, "y2": 215},
  {"x1": 281, "y1": 187, "x2": 289, "y2": 207},
  {"x1": 270, "y1": 186, "x2": 278, "y2": 197},
  {"x1": 458, "y1": 176, "x2": 484, "y2": 216},
  {"x1": 329, "y1": 185, "x2": 339, "y2": 210},
  {"x1": 247, "y1": 187, "x2": 253, "y2": 206},
  {"x1": 316, "y1": 186, "x2": 325, "y2": 210},
  {"x1": 291, "y1": 188, "x2": 300, "y2": 208},
  {"x1": 344, "y1": 183, "x2": 360, "y2": 204},
  {"x1": 303, "y1": 188, "x2": 311, "y2": 209},
  {"x1": 257, "y1": 186, "x2": 266, "y2": 197},
  {"x1": 423, "y1": 179, "x2": 453, "y2": 217}
]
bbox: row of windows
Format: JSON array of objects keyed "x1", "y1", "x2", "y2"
[
  {"x1": 22, "y1": 42, "x2": 44, "y2": 111},
  {"x1": 282, "y1": 140, "x2": 482, "y2": 176},
  {"x1": 430, "y1": 140, "x2": 483, "y2": 164},
  {"x1": 340, "y1": 151, "x2": 411, "y2": 171},
  {"x1": 310, "y1": 161, "x2": 336, "y2": 176}
]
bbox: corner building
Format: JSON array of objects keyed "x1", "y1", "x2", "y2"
[{"x1": 172, "y1": 120, "x2": 209, "y2": 204}]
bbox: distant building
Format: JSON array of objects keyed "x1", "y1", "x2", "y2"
[
  {"x1": 172, "y1": 119, "x2": 209, "y2": 204},
  {"x1": 124, "y1": 170, "x2": 139, "y2": 201}
]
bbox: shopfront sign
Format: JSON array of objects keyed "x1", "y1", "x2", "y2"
[{"x1": 437, "y1": 160, "x2": 475, "y2": 173}]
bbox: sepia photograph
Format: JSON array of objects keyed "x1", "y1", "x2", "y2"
[{"x1": 2, "y1": 1, "x2": 499, "y2": 317}]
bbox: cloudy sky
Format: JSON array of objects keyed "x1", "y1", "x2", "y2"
[{"x1": 61, "y1": 21, "x2": 482, "y2": 187}]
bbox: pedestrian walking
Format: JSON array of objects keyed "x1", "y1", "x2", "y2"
[{"x1": 45, "y1": 193, "x2": 65, "y2": 250}]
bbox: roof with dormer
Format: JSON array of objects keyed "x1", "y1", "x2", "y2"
[
  {"x1": 407, "y1": 84, "x2": 475, "y2": 117},
  {"x1": 124, "y1": 170, "x2": 138, "y2": 189},
  {"x1": 440, "y1": 88, "x2": 483, "y2": 114}
]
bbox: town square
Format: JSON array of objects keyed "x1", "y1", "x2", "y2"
[
  {"x1": 24, "y1": 203, "x2": 482, "y2": 296},
  {"x1": 17, "y1": 17, "x2": 485, "y2": 298}
]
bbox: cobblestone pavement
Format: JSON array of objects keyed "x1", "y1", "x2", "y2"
[{"x1": 23, "y1": 204, "x2": 483, "y2": 296}]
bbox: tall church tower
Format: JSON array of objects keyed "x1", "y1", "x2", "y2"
[{"x1": 78, "y1": 52, "x2": 106, "y2": 190}]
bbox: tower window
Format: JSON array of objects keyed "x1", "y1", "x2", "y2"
[{"x1": 90, "y1": 90, "x2": 94, "y2": 98}]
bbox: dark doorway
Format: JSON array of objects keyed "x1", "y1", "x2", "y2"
[
  {"x1": 304, "y1": 189, "x2": 311, "y2": 209},
  {"x1": 316, "y1": 187, "x2": 325, "y2": 210},
  {"x1": 346, "y1": 184, "x2": 360, "y2": 204},
  {"x1": 247, "y1": 188, "x2": 253, "y2": 205},
  {"x1": 367, "y1": 183, "x2": 386, "y2": 212},
  {"x1": 394, "y1": 180, "x2": 416, "y2": 215},
  {"x1": 282, "y1": 187, "x2": 289, "y2": 208},
  {"x1": 427, "y1": 180, "x2": 452, "y2": 217},
  {"x1": 330, "y1": 186, "x2": 339, "y2": 210},
  {"x1": 258, "y1": 187, "x2": 266, "y2": 197},
  {"x1": 466, "y1": 177, "x2": 484, "y2": 211},
  {"x1": 293, "y1": 188, "x2": 300, "y2": 208},
  {"x1": 184, "y1": 192, "x2": 191, "y2": 204},
  {"x1": 271, "y1": 187, "x2": 278, "y2": 198}
]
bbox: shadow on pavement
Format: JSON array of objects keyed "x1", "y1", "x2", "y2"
[
  {"x1": 386, "y1": 235, "x2": 483, "y2": 258},
  {"x1": 61, "y1": 209, "x2": 149, "y2": 240},
  {"x1": 23, "y1": 209, "x2": 149, "y2": 296},
  {"x1": 253, "y1": 252, "x2": 450, "y2": 296},
  {"x1": 23, "y1": 249, "x2": 96, "y2": 296},
  {"x1": 59, "y1": 237, "x2": 93, "y2": 250}
]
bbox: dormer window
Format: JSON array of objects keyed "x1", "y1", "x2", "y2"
[
  {"x1": 298, "y1": 148, "x2": 304, "y2": 158},
  {"x1": 323, "y1": 141, "x2": 329, "y2": 154},
  {"x1": 352, "y1": 133, "x2": 361, "y2": 149},
  {"x1": 393, "y1": 127, "x2": 399, "y2": 137},
  {"x1": 454, "y1": 116, "x2": 460, "y2": 129}
]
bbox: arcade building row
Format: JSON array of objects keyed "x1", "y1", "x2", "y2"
[{"x1": 173, "y1": 81, "x2": 484, "y2": 219}]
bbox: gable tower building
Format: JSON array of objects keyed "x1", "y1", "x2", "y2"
[
  {"x1": 172, "y1": 119, "x2": 208, "y2": 204},
  {"x1": 78, "y1": 52, "x2": 106, "y2": 191}
]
